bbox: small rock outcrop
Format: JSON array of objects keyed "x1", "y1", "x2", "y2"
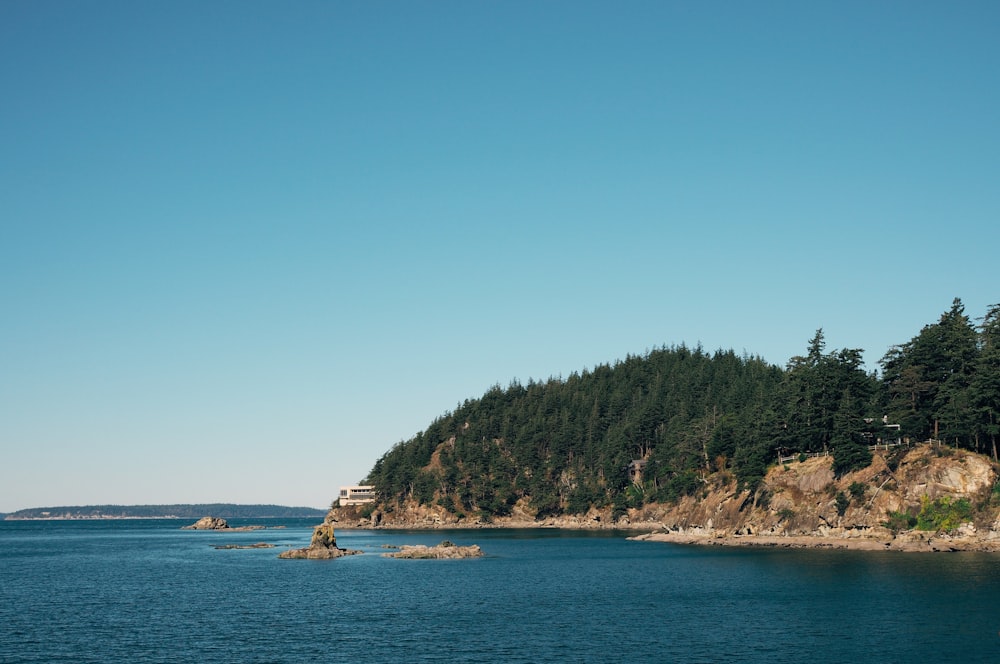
[
  {"x1": 278, "y1": 522, "x2": 361, "y2": 559},
  {"x1": 183, "y1": 516, "x2": 231, "y2": 530},
  {"x1": 181, "y1": 516, "x2": 265, "y2": 531},
  {"x1": 381, "y1": 540, "x2": 484, "y2": 559}
]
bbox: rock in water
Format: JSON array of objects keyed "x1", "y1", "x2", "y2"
[
  {"x1": 310, "y1": 522, "x2": 337, "y2": 548},
  {"x1": 381, "y1": 541, "x2": 484, "y2": 559},
  {"x1": 278, "y1": 522, "x2": 362, "y2": 559},
  {"x1": 183, "y1": 516, "x2": 230, "y2": 530}
]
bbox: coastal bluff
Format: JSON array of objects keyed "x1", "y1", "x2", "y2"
[{"x1": 328, "y1": 443, "x2": 1000, "y2": 552}]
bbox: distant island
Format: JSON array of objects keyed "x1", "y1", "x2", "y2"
[{"x1": 4, "y1": 504, "x2": 327, "y2": 520}]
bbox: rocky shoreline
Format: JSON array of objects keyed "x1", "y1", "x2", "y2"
[
  {"x1": 328, "y1": 444, "x2": 1000, "y2": 553},
  {"x1": 629, "y1": 528, "x2": 1000, "y2": 552},
  {"x1": 329, "y1": 519, "x2": 1000, "y2": 552}
]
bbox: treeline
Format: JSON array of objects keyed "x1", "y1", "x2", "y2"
[
  {"x1": 364, "y1": 299, "x2": 1000, "y2": 520},
  {"x1": 4, "y1": 504, "x2": 327, "y2": 519}
]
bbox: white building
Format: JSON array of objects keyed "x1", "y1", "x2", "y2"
[{"x1": 339, "y1": 485, "x2": 376, "y2": 506}]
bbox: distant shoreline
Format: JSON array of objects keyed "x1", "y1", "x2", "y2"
[
  {"x1": 4, "y1": 504, "x2": 327, "y2": 521},
  {"x1": 2, "y1": 515, "x2": 320, "y2": 521},
  {"x1": 4, "y1": 515, "x2": 182, "y2": 521}
]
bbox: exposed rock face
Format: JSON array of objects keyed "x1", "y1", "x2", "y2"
[
  {"x1": 381, "y1": 540, "x2": 484, "y2": 559},
  {"x1": 278, "y1": 522, "x2": 362, "y2": 559},
  {"x1": 629, "y1": 444, "x2": 1000, "y2": 551},
  {"x1": 183, "y1": 516, "x2": 231, "y2": 530}
]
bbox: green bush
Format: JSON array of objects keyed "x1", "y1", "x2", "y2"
[
  {"x1": 658, "y1": 470, "x2": 702, "y2": 503},
  {"x1": 835, "y1": 491, "x2": 850, "y2": 516},
  {"x1": 883, "y1": 510, "x2": 917, "y2": 533},
  {"x1": 610, "y1": 493, "x2": 629, "y2": 522},
  {"x1": 848, "y1": 482, "x2": 867, "y2": 500},
  {"x1": 625, "y1": 483, "x2": 646, "y2": 508},
  {"x1": 915, "y1": 495, "x2": 973, "y2": 532}
]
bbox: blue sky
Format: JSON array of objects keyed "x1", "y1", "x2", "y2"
[{"x1": 2, "y1": 1, "x2": 998, "y2": 512}]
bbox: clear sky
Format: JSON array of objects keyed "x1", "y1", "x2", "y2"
[{"x1": 2, "y1": 1, "x2": 998, "y2": 512}]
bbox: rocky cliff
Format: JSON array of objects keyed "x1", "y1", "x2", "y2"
[
  {"x1": 628, "y1": 443, "x2": 1000, "y2": 551},
  {"x1": 330, "y1": 443, "x2": 1000, "y2": 551}
]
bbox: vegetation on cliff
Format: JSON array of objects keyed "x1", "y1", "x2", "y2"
[{"x1": 361, "y1": 299, "x2": 1000, "y2": 523}]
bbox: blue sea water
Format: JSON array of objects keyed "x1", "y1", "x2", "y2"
[{"x1": 1, "y1": 519, "x2": 998, "y2": 663}]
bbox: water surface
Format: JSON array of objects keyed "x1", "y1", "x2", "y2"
[{"x1": 1, "y1": 520, "x2": 998, "y2": 662}]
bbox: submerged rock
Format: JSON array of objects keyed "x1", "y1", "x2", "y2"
[
  {"x1": 278, "y1": 522, "x2": 361, "y2": 560},
  {"x1": 213, "y1": 542, "x2": 275, "y2": 550}
]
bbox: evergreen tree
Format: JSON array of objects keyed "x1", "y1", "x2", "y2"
[
  {"x1": 971, "y1": 304, "x2": 1000, "y2": 459},
  {"x1": 831, "y1": 388, "x2": 872, "y2": 476},
  {"x1": 881, "y1": 298, "x2": 979, "y2": 446}
]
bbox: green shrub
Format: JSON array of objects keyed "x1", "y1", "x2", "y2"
[
  {"x1": 848, "y1": 482, "x2": 867, "y2": 500},
  {"x1": 915, "y1": 495, "x2": 973, "y2": 532},
  {"x1": 883, "y1": 510, "x2": 917, "y2": 533},
  {"x1": 777, "y1": 508, "x2": 796, "y2": 520},
  {"x1": 625, "y1": 483, "x2": 645, "y2": 508},
  {"x1": 835, "y1": 492, "x2": 850, "y2": 516},
  {"x1": 658, "y1": 470, "x2": 702, "y2": 504}
]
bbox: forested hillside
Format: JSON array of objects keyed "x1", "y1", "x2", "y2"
[{"x1": 362, "y1": 299, "x2": 1000, "y2": 521}]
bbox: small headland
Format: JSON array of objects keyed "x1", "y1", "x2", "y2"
[{"x1": 328, "y1": 443, "x2": 1000, "y2": 552}]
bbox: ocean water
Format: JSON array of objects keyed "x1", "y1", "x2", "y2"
[{"x1": 1, "y1": 519, "x2": 998, "y2": 663}]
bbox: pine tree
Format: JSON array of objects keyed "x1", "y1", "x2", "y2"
[{"x1": 971, "y1": 304, "x2": 1000, "y2": 459}]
